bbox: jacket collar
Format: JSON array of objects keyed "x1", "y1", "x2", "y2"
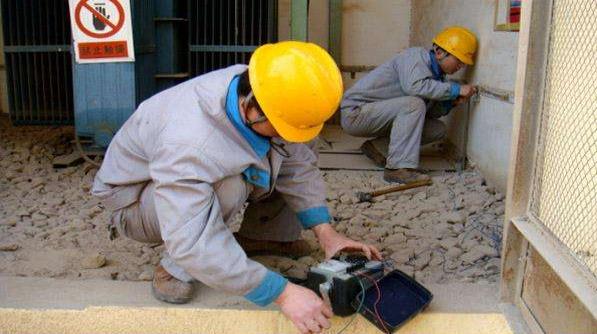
[
  {"x1": 429, "y1": 50, "x2": 444, "y2": 80},
  {"x1": 225, "y1": 75, "x2": 270, "y2": 159}
]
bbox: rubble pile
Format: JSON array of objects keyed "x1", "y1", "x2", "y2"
[{"x1": 0, "y1": 119, "x2": 503, "y2": 284}]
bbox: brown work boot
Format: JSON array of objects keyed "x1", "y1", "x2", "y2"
[
  {"x1": 383, "y1": 168, "x2": 430, "y2": 184},
  {"x1": 360, "y1": 139, "x2": 387, "y2": 167},
  {"x1": 234, "y1": 233, "x2": 314, "y2": 259},
  {"x1": 151, "y1": 264, "x2": 194, "y2": 304}
]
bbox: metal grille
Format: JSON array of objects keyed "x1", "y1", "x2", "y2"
[
  {"x1": 530, "y1": 0, "x2": 597, "y2": 276},
  {"x1": 132, "y1": 0, "x2": 157, "y2": 104},
  {"x1": 1, "y1": 0, "x2": 74, "y2": 125},
  {"x1": 188, "y1": 0, "x2": 277, "y2": 76}
]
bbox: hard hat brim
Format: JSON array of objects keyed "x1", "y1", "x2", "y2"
[
  {"x1": 460, "y1": 56, "x2": 474, "y2": 66},
  {"x1": 266, "y1": 112, "x2": 324, "y2": 143}
]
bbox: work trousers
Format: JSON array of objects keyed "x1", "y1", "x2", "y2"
[
  {"x1": 104, "y1": 176, "x2": 302, "y2": 283},
  {"x1": 341, "y1": 96, "x2": 447, "y2": 169}
]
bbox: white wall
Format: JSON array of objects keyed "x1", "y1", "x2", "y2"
[
  {"x1": 339, "y1": 0, "x2": 411, "y2": 69},
  {"x1": 411, "y1": 0, "x2": 519, "y2": 192}
]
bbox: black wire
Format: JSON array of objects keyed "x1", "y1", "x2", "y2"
[
  {"x1": 336, "y1": 278, "x2": 366, "y2": 334},
  {"x1": 271, "y1": 141, "x2": 291, "y2": 158}
]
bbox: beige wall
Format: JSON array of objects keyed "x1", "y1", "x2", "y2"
[
  {"x1": 411, "y1": 0, "x2": 519, "y2": 192},
  {"x1": 339, "y1": 1, "x2": 411, "y2": 67},
  {"x1": 277, "y1": 0, "x2": 329, "y2": 50},
  {"x1": 277, "y1": 1, "x2": 516, "y2": 191},
  {"x1": 278, "y1": 0, "x2": 411, "y2": 87}
]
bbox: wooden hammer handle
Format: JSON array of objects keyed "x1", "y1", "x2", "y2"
[{"x1": 370, "y1": 179, "x2": 432, "y2": 197}]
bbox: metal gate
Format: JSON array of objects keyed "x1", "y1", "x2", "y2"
[
  {"x1": 529, "y1": 0, "x2": 597, "y2": 277},
  {"x1": 132, "y1": 0, "x2": 157, "y2": 105},
  {"x1": 502, "y1": 1, "x2": 597, "y2": 332},
  {"x1": 1, "y1": 0, "x2": 278, "y2": 126},
  {"x1": 188, "y1": 0, "x2": 277, "y2": 76},
  {"x1": 1, "y1": 0, "x2": 73, "y2": 125}
]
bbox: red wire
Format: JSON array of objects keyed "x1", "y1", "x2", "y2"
[{"x1": 358, "y1": 273, "x2": 390, "y2": 334}]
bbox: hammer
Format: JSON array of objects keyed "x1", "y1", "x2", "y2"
[{"x1": 356, "y1": 179, "x2": 433, "y2": 203}]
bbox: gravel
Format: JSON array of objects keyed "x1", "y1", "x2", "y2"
[{"x1": 0, "y1": 118, "x2": 504, "y2": 284}]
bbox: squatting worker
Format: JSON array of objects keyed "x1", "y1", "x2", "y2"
[
  {"x1": 92, "y1": 41, "x2": 382, "y2": 334},
  {"x1": 341, "y1": 26, "x2": 478, "y2": 183}
]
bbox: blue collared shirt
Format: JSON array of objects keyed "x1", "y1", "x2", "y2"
[
  {"x1": 225, "y1": 76, "x2": 331, "y2": 229},
  {"x1": 226, "y1": 77, "x2": 288, "y2": 306},
  {"x1": 224, "y1": 75, "x2": 332, "y2": 305},
  {"x1": 225, "y1": 76, "x2": 271, "y2": 189},
  {"x1": 429, "y1": 50, "x2": 460, "y2": 108},
  {"x1": 429, "y1": 50, "x2": 445, "y2": 80}
]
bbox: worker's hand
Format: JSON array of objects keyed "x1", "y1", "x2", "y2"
[
  {"x1": 312, "y1": 224, "x2": 382, "y2": 261},
  {"x1": 459, "y1": 84, "x2": 477, "y2": 98},
  {"x1": 275, "y1": 282, "x2": 332, "y2": 334}
]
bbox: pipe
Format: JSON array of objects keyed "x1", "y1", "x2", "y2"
[{"x1": 475, "y1": 85, "x2": 514, "y2": 104}]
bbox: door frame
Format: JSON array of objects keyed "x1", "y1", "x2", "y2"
[{"x1": 501, "y1": 0, "x2": 597, "y2": 332}]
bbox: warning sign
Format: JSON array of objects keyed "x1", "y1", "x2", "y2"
[{"x1": 69, "y1": 0, "x2": 134, "y2": 63}]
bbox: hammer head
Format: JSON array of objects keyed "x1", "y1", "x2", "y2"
[{"x1": 356, "y1": 191, "x2": 372, "y2": 203}]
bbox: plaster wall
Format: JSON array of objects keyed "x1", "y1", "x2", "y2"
[
  {"x1": 277, "y1": 0, "x2": 515, "y2": 191},
  {"x1": 278, "y1": 0, "x2": 411, "y2": 87},
  {"x1": 411, "y1": 0, "x2": 519, "y2": 192}
]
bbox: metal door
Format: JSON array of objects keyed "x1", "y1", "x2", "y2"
[
  {"x1": 188, "y1": 0, "x2": 277, "y2": 76},
  {"x1": 1, "y1": 0, "x2": 73, "y2": 125}
]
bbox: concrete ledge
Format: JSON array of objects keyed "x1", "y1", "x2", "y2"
[
  {"x1": 1, "y1": 308, "x2": 513, "y2": 334},
  {"x1": 0, "y1": 276, "x2": 514, "y2": 334}
]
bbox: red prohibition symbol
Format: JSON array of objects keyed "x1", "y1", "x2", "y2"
[{"x1": 75, "y1": 0, "x2": 125, "y2": 39}]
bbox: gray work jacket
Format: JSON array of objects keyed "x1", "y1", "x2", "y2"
[
  {"x1": 341, "y1": 47, "x2": 460, "y2": 115},
  {"x1": 92, "y1": 65, "x2": 331, "y2": 306}
]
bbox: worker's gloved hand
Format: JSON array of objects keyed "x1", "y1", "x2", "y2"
[
  {"x1": 312, "y1": 223, "x2": 383, "y2": 261},
  {"x1": 275, "y1": 282, "x2": 332, "y2": 334},
  {"x1": 459, "y1": 84, "x2": 477, "y2": 98}
]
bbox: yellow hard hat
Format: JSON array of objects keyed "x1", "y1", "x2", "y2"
[
  {"x1": 433, "y1": 26, "x2": 477, "y2": 65},
  {"x1": 248, "y1": 41, "x2": 343, "y2": 143}
]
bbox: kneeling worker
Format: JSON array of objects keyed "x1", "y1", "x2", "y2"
[
  {"x1": 92, "y1": 41, "x2": 381, "y2": 334},
  {"x1": 341, "y1": 26, "x2": 478, "y2": 183}
]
